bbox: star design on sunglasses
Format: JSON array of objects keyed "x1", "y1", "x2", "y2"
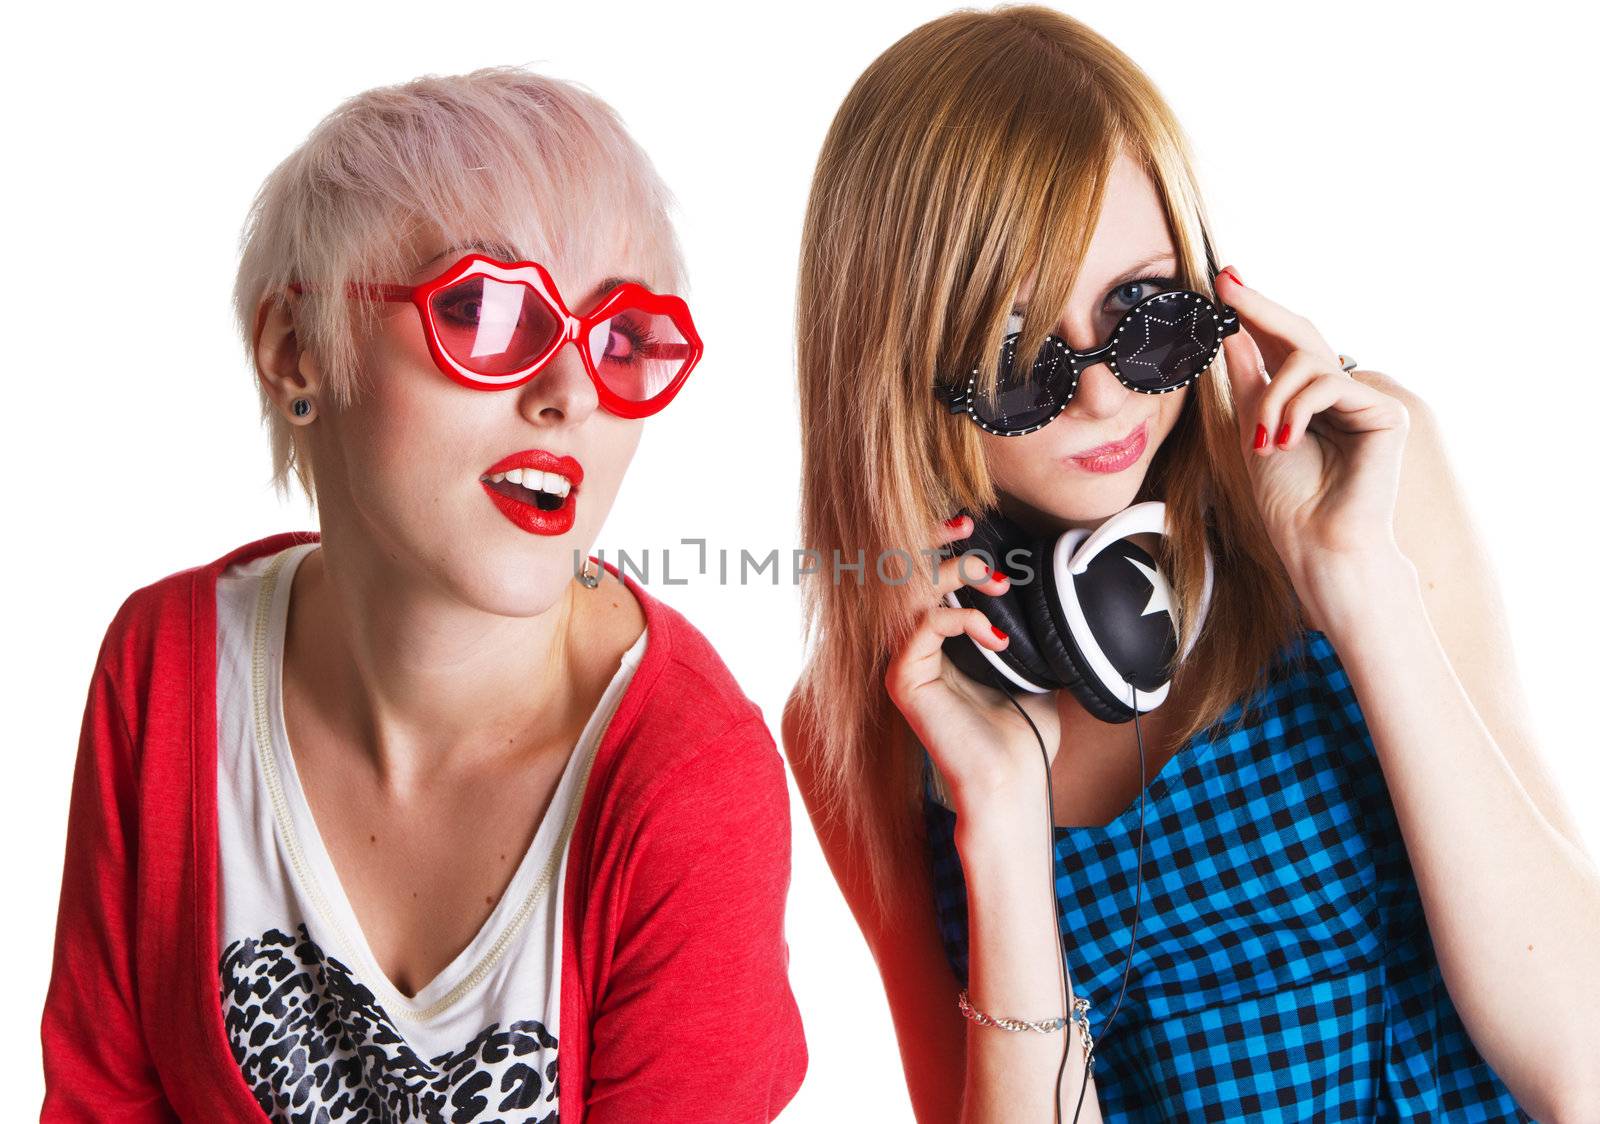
[{"x1": 1119, "y1": 305, "x2": 1208, "y2": 384}]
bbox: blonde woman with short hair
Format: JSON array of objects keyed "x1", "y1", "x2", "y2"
[{"x1": 43, "y1": 67, "x2": 807, "y2": 1121}]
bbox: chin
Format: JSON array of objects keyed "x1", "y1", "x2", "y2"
[
  {"x1": 406, "y1": 520, "x2": 581, "y2": 615},
  {"x1": 458, "y1": 551, "x2": 580, "y2": 618},
  {"x1": 1010, "y1": 470, "x2": 1150, "y2": 531}
]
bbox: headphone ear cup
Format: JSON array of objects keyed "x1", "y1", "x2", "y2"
[
  {"x1": 1020, "y1": 539, "x2": 1137, "y2": 723},
  {"x1": 939, "y1": 614, "x2": 1014, "y2": 691},
  {"x1": 944, "y1": 579, "x2": 1057, "y2": 692},
  {"x1": 937, "y1": 512, "x2": 1057, "y2": 694}
]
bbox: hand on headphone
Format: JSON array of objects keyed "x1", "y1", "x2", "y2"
[
  {"x1": 884, "y1": 514, "x2": 1064, "y2": 821},
  {"x1": 1216, "y1": 270, "x2": 1410, "y2": 591}
]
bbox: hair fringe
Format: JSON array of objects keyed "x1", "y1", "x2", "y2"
[{"x1": 232, "y1": 66, "x2": 686, "y2": 506}]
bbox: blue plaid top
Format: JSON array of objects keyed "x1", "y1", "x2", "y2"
[{"x1": 923, "y1": 627, "x2": 1533, "y2": 1121}]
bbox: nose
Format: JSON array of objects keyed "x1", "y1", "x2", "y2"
[
  {"x1": 516, "y1": 340, "x2": 599, "y2": 427},
  {"x1": 1057, "y1": 315, "x2": 1129, "y2": 419},
  {"x1": 1060, "y1": 358, "x2": 1132, "y2": 421},
  {"x1": 1058, "y1": 308, "x2": 1114, "y2": 366}
]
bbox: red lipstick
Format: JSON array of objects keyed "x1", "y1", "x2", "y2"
[{"x1": 479, "y1": 449, "x2": 584, "y2": 536}]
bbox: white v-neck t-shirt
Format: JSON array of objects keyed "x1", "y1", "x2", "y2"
[{"x1": 214, "y1": 540, "x2": 647, "y2": 1120}]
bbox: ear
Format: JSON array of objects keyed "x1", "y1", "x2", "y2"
[{"x1": 253, "y1": 291, "x2": 325, "y2": 420}]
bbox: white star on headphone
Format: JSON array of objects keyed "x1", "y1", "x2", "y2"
[{"x1": 1126, "y1": 555, "x2": 1173, "y2": 620}]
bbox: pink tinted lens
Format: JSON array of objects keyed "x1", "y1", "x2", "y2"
[
  {"x1": 428, "y1": 275, "x2": 562, "y2": 377},
  {"x1": 585, "y1": 307, "x2": 692, "y2": 403}
]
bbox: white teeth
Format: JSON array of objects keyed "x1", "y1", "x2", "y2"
[{"x1": 483, "y1": 468, "x2": 573, "y2": 497}]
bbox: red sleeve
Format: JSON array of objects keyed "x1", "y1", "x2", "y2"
[
  {"x1": 40, "y1": 618, "x2": 178, "y2": 1121},
  {"x1": 585, "y1": 714, "x2": 809, "y2": 1122}
]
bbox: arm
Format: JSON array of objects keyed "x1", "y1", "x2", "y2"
[
  {"x1": 584, "y1": 714, "x2": 808, "y2": 1123},
  {"x1": 1303, "y1": 373, "x2": 1600, "y2": 1122},
  {"x1": 783, "y1": 693, "x2": 964, "y2": 1122},
  {"x1": 40, "y1": 628, "x2": 178, "y2": 1121},
  {"x1": 784, "y1": 687, "x2": 1103, "y2": 1124}
]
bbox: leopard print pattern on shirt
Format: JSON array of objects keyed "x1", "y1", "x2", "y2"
[{"x1": 220, "y1": 923, "x2": 559, "y2": 1122}]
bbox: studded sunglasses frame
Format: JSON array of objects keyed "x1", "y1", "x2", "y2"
[{"x1": 933, "y1": 289, "x2": 1242, "y2": 437}]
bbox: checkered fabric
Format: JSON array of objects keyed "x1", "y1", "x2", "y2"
[{"x1": 923, "y1": 628, "x2": 1533, "y2": 1121}]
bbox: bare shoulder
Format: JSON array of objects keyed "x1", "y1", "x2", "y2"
[
  {"x1": 1348, "y1": 365, "x2": 1416, "y2": 402},
  {"x1": 569, "y1": 569, "x2": 641, "y2": 660},
  {"x1": 569, "y1": 574, "x2": 648, "y2": 711},
  {"x1": 586, "y1": 570, "x2": 648, "y2": 648}
]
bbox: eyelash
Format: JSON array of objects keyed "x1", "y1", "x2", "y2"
[
  {"x1": 1008, "y1": 274, "x2": 1181, "y2": 327},
  {"x1": 1108, "y1": 274, "x2": 1178, "y2": 308}
]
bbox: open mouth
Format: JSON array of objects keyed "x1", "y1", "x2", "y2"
[{"x1": 479, "y1": 467, "x2": 573, "y2": 512}]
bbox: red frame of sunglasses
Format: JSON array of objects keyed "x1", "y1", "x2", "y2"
[{"x1": 287, "y1": 252, "x2": 702, "y2": 418}]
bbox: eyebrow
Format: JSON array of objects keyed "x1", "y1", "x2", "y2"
[
  {"x1": 414, "y1": 242, "x2": 651, "y2": 305},
  {"x1": 1012, "y1": 250, "x2": 1179, "y2": 312},
  {"x1": 584, "y1": 276, "x2": 650, "y2": 307},
  {"x1": 414, "y1": 239, "x2": 520, "y2": 274}
]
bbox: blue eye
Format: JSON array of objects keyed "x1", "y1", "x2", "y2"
[
  {"x1": 1108, "y1": 275, "x2": 1177, "y2": 312},
  {"x1": 1006, "y1": 274, "x2": 1181, "y2": 332}
]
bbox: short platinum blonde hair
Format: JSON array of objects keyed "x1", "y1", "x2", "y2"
[{"x1": 232, "y1": 66, "x2": 686, "y2": 506}]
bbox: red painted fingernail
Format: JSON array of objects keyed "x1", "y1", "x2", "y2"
[
  {"x1": 1253, "y1": 423, "x2": 1268, "y2": 449},
  {"x1": 943, "y1": 515, "x2": 966, "y2": 529},
  {"x1": 1222, "y1": 266, "x2": 1246, "y2": 287},
  {"x1": 991, "y1": 569, "x2": 1010, "y2": 584},
  {"x1": 992, "y1": 625, "x2": 1008, "y2": 641},
  {"x1": 1276, "y1": 422, "x2": 1291, "y2": 445}
]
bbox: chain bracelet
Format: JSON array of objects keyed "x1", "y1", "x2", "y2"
[
  {"x1": 1070, "y1": 995, "x2": 1095, "y2": 1069},
  {"x1": 957, "y1": 989, "x2": 1096, "y2": 1070},
  {"x1": 957, "y1": 988, "x2": 1070, "y2": 1034}
]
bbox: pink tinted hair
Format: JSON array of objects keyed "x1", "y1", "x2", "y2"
[{"x1": 232, "y1": 65, "x2": 686, "y2": 506}]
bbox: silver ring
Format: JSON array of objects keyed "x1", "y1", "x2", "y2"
[{"x1": 1337, "y1": 354, "x2": 1358, "y2": 373}]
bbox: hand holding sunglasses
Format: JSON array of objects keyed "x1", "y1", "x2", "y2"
[
  {"x1": 290, "y1": 252, "x2": 703, "y2": 418},
  {"x1": 935, "y1": 288, "x2": 1240, "y2": 436}
]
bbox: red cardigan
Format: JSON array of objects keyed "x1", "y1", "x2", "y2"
[{"x1": 41, "y1": 530, "x2": 808, "y2": 1121}]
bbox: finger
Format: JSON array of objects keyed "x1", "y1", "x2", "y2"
[
  {"x1": 1249, "y1": 348, "x2": 1334, "y2": 456},
  {"x1": 1273, "y1": 373, "x2": 1407, "y2": 450},
  {"x1": 1214, "y1": 268, "x2": 1337, "y2": 372},
  {"x1": 935, "y1": 549, "x2": 1011, "y2": 598},
  {"x1": 937, "y1": 513, "x2": 974, "y2": 548},
  {"x1": 1221, "y1": 322, "x2": 1271, "y2": 444},
  {"x1": 887, "y1": 605, "x2": 1008, "y2": 698}
]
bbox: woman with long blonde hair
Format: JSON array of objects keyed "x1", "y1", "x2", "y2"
[{"x1": 784, "y1": 6, "x2": 1599, "y2": 1121}]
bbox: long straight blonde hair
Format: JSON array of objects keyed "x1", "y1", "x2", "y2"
[{"x1": 791, "y1": 5, "x2": 1307, "y2": 916}]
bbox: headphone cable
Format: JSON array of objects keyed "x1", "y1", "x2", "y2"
[{"x1": 998, "y1": 683, "x2": 1148, "y2": 1124}]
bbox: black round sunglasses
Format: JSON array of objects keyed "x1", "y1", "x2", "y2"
[{"x1": 933, "y1": 289, "x2": 1242, "y2": 437}]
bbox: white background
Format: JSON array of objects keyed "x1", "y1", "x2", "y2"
[{"x1": 6, "y1": 2, "x2": 1597, "y2": 1117}]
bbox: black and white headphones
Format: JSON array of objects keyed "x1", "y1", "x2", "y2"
[
  {"x1": 936, "y1": 499, "x2": 1216, "y2": 1119},
  {"x1": 941, "y1": 500, "x2": 1214, "y2": 720}
]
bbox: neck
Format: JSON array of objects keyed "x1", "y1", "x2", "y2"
[{"x1": 285, "y1": 528, "x2": 593, "y2": 796}]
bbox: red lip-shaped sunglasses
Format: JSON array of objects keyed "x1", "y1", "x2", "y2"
[{"x1": 288, "y1": 252, "x2": 702, "y2": 418}]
